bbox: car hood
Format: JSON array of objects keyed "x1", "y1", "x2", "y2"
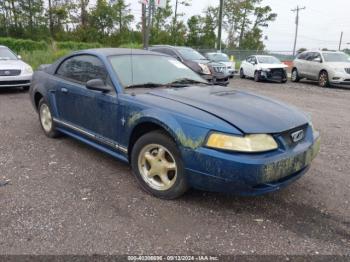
[
  {"x1": 0, "y1": 60, "x2": 28, "y2": 70},
  {"x1": 148, "y1": 86, "x2": 308, "y2": 134},
  {"x1": 259, "y1": 63, "x2": 288, "y2": 69}
]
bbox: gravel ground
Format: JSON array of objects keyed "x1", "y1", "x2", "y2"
[{"x1": 0, "y1": 79, "x2": 349, "y2": 256}]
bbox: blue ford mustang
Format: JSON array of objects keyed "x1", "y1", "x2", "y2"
[{"x1": 29, "y1": 48, "x2": 320, "y2": 199}]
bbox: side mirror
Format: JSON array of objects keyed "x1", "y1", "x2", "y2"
[
  {"x1": 86, "y1": 79, "x2": 111, "y2": 93},
  {"x1": 17, "y1": 55, "x2": 22, "y2": 59},
  {"x1": 314, "y1": 57, "x2": 322, "y2": 63}
]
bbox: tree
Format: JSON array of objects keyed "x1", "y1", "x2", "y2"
[
  {"x1": 186, "y1": 15, "x2": 201, "y2": 47},
  {"x1": 171, "y1": 0, "x2": 191, "y2": 45},
  {"x1": 200, "y1": 6, "x2": 218, "y2": 48}
]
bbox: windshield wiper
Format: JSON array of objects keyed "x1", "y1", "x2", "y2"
[
  {"x1": 125, "y1": 83, "x2": 167, "y2": 89},
  {"x1": 167, "y1": 78, "x2": 210, "y2": 86}
]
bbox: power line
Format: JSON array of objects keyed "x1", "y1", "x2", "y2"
[{"x1": 291, "y1": 5, "x2": 306, "y2": 56}]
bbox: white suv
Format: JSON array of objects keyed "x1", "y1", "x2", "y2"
[{"x1": 291, "y1": 51, "x2": 350, "y2": 87}]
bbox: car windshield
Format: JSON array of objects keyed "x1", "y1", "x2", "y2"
[
  {"x1": 109, "y1": 54, "x2": 207, "y2": 88},
  {"x1": 257, "y1": 56, "x2": 281, "y2": 64},
  {"x1": 177, "y1": 48, "x2": 206, "y2": 60},
  {"x1": 0, "y1": 47, "x2": 18, "y2": 60},
  {"x1": 207, "y1": 53, "x2": 230, "y2": 62},
  {"x1": 322, "y1": 52, "x2": 350, "y2": 62}
]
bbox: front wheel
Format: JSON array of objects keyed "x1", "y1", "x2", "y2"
[
  {"x1": 291, "y1": 68, "x2": 300, "y2": 82},
  {"x1": 239, "y1": 68, "x2": 245, "y2": 79},
  {"x1": 131, "y1": 131, "x2": 189, "y2": 199},
  {"x1": 319, "y1": 71, "x2": 330, "y2": 88},
  {"x1": 254, "y1": 71, "x2": 260, "y2": 82}
]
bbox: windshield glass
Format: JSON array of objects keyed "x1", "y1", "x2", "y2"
[
  {"x1": 0, "y1": 47, "x2": 18, "y2": 60},
  {"x1": 109, "y1": 55, "x2": 207, "y2": 88},
  {"x1": 323, "y1": 52, "x2": 350, "y2": 62},
  {"x1": 207, "y1": 53, "x2": 230, "y2": 62},
  {"x1": 257, "y1": 56, "x2": 281, "y2": 64},
  {"x1": 177, "y1": 48, "x2": 206, "y2": 60}
]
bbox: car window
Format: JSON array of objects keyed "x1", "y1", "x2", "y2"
[
  {"x1": 322, "y1": 52, "x2": 350, "y2": 62},
  {"x1": 305, "y1": 52, "x2": 316, "y2": 61},
  {"x1": 257, "y1": 56, "x2": 281, "y2": 64},
  {"x1": 56, "y1": 55, "x2": 108, "y2": 84},
  {"x1": 0, "y1": 47, "x2": 18, "y2": 60},
  {"x1": 109, "y1": 54, "x2": 206, "y2": 88},
  {"x1": 297, "y1": 52, "x2": 307, "y2": 60},
  {"x1": 176, "y1": 48, "x2": 206, "y2": 60}
]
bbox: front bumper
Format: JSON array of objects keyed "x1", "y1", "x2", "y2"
[
  {"x1": 0, "y1": 74, "x2": 32, "y2": 88},
  {"x1": 330, "y1": 73, "x2": 350, "y2": 86},
  {"x1": 183, "y1": 130, "x2": 320, "y2": 196},
  {"x1": 260, "y1": 69, "x2": 287, "y2": 82}
]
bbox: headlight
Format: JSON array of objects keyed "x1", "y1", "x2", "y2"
[
  {"x1": 24, "y1": 65, "x2": 33, "y2": 74},
  {"x1": 206, "y1": 133, "x2": 278, "y2": 153},
  {"x1": 198, "y1": 63, "x2": 211, "y2": 75}
]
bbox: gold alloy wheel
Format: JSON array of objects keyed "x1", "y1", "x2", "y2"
[
  {"x1": 40, "y1": 104, "x2": 53, "y2": 133},
  {"x1": 138, "y1": 144, "x2": 177, "y2": 191}
]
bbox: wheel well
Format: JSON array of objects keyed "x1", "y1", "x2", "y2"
[
  {"x1": 319, "y1": 69, "x2": 328, "y2": 76},
  {"x1": 34, "y1": 92, "x2": 43, "y2": 109},
  {"x1": 128, "y1": 122, "x2": 175, "y2": 161}
]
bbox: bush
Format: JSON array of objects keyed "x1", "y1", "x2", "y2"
[
  {"x1": 56, "y1": 41, "x2": 103, "y2": 50},
  {"x1": 20, "y1": 49, "x2": 71, "y2": 70},
  {"x1": 0, "y1": 37, "x2": 48, "y2": 53}
]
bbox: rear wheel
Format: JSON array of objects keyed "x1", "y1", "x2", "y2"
[
  {"x1": 38, "y1": 98, "x2": 60, "y2": 138},
  {"x1": 319, "y1": 71, "x2": 330, "y2": 88},
  {"x1": 254, "y1": 71, "x2": 260, "y2": 82},
  {"x1": 131, "y1": 131, "x2": 189, "y2": 199},
  {"x1": 239, "y1": 68, "x2": 245, "y2": 79},
  {"x1": 291, "y1": 68, "x2": 300, "y2": 82}
]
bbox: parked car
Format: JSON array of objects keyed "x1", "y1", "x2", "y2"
[
  {"x1": 149, "y1": 45, "x2": 229, "y2": 86},
  {"x1": 204, "y1": 52, "x2": 235, "y2": 78},
  {"x1": 0, "y1": 45, "x2": 33, "y2": 90},
  {"x1": 240, "y1": 55, "x2": 288, "y2": 83},
  {"x1": 292, "y1": 50, "x2": 350, "y2": 87},
  {"x1": 30, "y1": 48, "x2": 320, "y2": 199}
]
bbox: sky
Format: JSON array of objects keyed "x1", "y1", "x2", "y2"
[{"x1": 129, "y1": 0, "x2": 350, "y2": 52}]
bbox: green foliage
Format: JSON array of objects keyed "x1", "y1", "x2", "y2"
[
  {"x1": 20, "y1": 49, "x2": 71, "y2": 70},
  {"x1": 56, "y1": 41, "x2": 103, "y2": 50},
  {"x1": 0, "y1": 37, "x2": 48, "y2": 52}
]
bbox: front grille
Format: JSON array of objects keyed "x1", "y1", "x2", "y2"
[
  {"x1": 267, "y1": 68, "x2": 285, "y2": 80},
  {"x1": 213, "y1": 66, "x2": 226, "y2": 73},
  {"x1": 345, "y1": 68, "x2": 350, "y2": 74},
  {"x1": 0, "y1": 70, "x2": 21, "y2": 76},
  {"x1": 0, "y1": 80, "x2": 30, "y2": 86}
]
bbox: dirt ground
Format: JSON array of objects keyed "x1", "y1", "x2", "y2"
[{"x1": 0, "y1": 79, "x2": 349, "y2": 256}]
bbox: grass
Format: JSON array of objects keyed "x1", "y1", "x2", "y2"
[{"x1": 20, "y1": 49, "x2": 72, "y2": 70}]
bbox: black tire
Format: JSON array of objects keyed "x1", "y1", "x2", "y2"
[
  {"x1": 254, "y1": 71, "x2": 260, "y2": 82},
  {"x1": 22, "y1": 86, "x2": 30, "y2": 91},
  {"x1": 38, "y1": 98, "x2": 60, "y2": 138},
  {"x1": 131, "y1": 130, "x2": 189, "y2": 199},
  {"x1": 239, "y1": 68, "x2": 245, "y2": 79},
  {"x1": 319, "y1": 71, "x2": 330, "y2": 88},
  {"x1": 291, "y1": 68, "x2": 300, "y2": 82},
  {"x1": 281, "y1": 79, "x2": 287, "y2": 84}
]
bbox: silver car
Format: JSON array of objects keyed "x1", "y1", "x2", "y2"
[
  {"x1": 0, "y1": 45, "x2": 33, "y2": 90},
  {"x1": 291, "y1": 50, "x2": 350, "y2": 87}
]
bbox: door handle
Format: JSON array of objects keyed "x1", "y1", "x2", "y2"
[{"x1": 61, "y1": 88, "x2": 68, "y2": 93}]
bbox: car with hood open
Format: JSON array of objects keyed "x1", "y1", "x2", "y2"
[
  {"x1": 29, "y1": 48, "x2": 320, "y2": 199},
  {"x1": 291, "y1": 50, "x2": 350, "y2": 87},
  {"x1": 204, "y1": 52, "x2": 235, "y2": 78},
  {"x1": 149, "y1": 45, "x2": 229, "y2": 86},
  {"x1": 0, "y1": 45, "x2": 33, "y2": 90},
  {"x1": 240, "y1": 55, "x2": 288, "y2": 83}
]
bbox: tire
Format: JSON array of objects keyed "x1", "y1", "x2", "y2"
[
  {"x1": 22, "y1": 86, "x2": 29, "y2": 91},
  {"x1": 319, "y1": 71, "x2": 330, "y2": 88},
  {"x1": 291, "y1": 68, "x2": 300, "y2": 82},
  {"x1": 38, "y1": 98, "x2": 60, "y2": 138},
  {"x1": 239, "y1": 68, "x2": 245, "y2": 79},
  {"x1": 281, "y1": 79, "x2": 287, "y2": 84},
  {"x1": 131, "y1": 130, "x2": 189, "y2": 199},
  {"x1": 254, "y1": 71, "x2": 260, "y2": 82}
]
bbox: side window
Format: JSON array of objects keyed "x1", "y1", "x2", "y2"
[
  {"x1": 305, "y1": 52, "x2": 315, "y2": 61},
  {"x1": 56, "y1": 55, "x2": 108, "y2": 84},
  {"x1": 297, "y1": 52, "x2": 307, "y2": 60}
]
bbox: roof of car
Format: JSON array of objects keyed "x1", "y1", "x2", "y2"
[
  {"x1": 73, "y1": 48, "x2": 167, "y2": 57},
  {"x1": 150, "y1": 45, "x2": 194, "y2": 51}
]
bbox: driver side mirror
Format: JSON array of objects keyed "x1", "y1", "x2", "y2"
[
  {"x1": 314, "y1": 57, "x2": 322, "y2": 63},
  {"x1": 86, "y1": 79, "x2": 111, "y2": 93}
]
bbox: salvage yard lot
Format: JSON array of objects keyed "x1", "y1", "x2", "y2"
[{"x1": 0, "y1": 79, "x2": 349, "y2": 255}]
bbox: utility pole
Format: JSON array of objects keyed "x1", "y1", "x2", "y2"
[
  {"x1": 144, "y1": 0, "x2": 154, "y2": 50},
  {"x1": 217, "y1": 0, "x2": 224, "y2": 51},
  {"x1": 338, "y1": 31, "x2": 343, "y2": 51},
  {"x1": 142, "y1": 3, "x2": 147, "y2": 49},
  {"x1": 291, "y1": 6, "x2": 306, "y2": 56}
]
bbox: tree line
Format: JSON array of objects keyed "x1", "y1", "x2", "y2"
[{"x1": 0, "y1": 0, "x2": 277, "y2": 50}]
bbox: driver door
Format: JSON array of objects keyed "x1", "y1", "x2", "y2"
[{"x1": 53, "y1": 55, "x2": 120, "y2": 144}]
